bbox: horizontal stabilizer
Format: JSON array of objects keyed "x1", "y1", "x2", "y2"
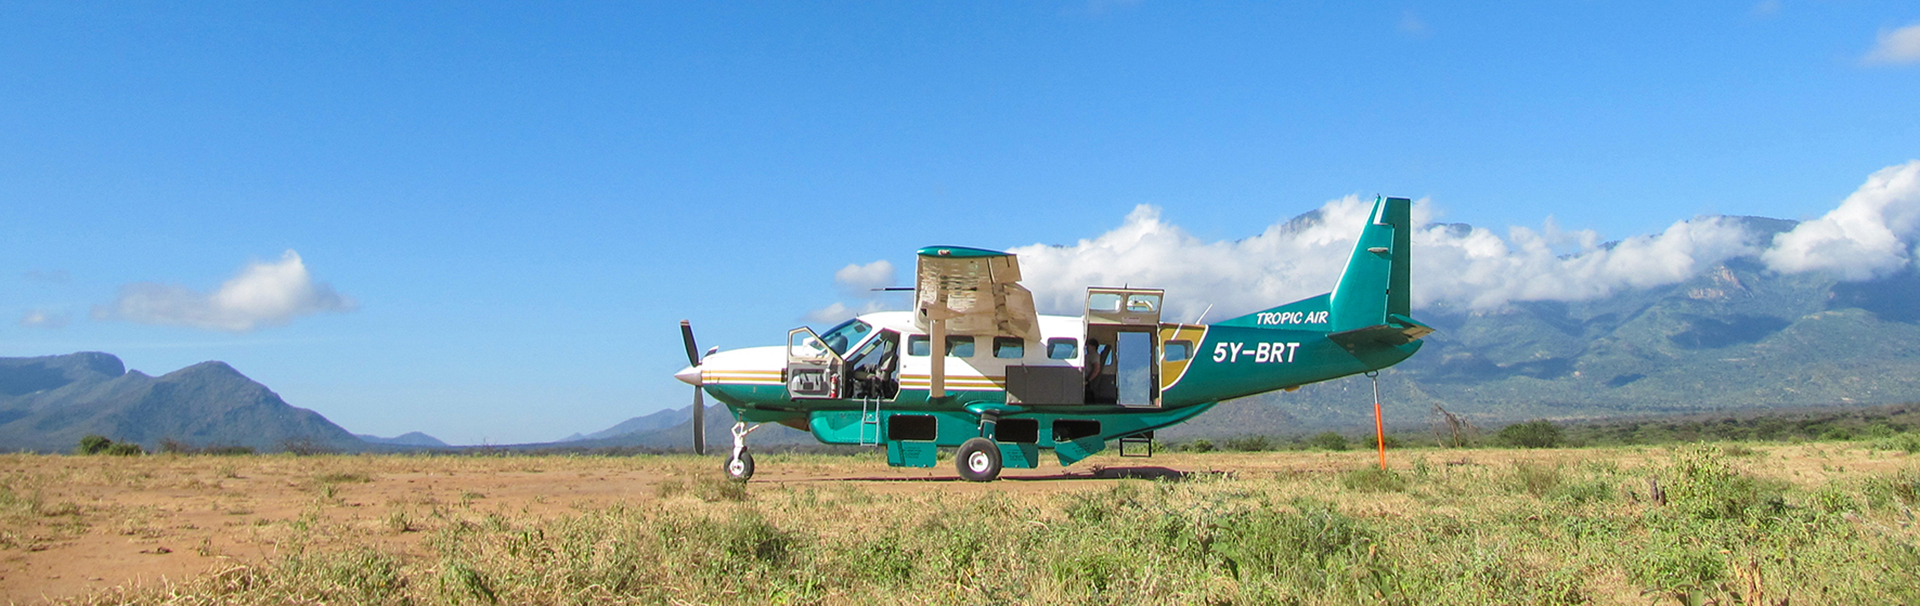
[{"x1": 1327, "y1": 314, "x2": 1434, "y2": 353}]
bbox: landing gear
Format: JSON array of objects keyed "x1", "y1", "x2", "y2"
[
  {"x1": 725, "y1": 450, "x2": 755, "y2": 482},
  {"x1": 956, "y1": 437, "x2": 1002, "y2": 482},
  {"x1": 725, "y1": 422, "x2": 762, "y2": 483}
]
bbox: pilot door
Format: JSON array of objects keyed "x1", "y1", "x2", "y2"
[
  {"x1": 1084, "y1": 288, "x2": 1164, "y2": 408},
  {"x1": 785, "y1": 327, "x2": 845, "y2": 399}
]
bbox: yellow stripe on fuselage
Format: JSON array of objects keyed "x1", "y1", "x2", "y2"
[
  {"x1": 703, "y1": 370, "x2": 783, "y2": 385},
  {"x1": 900, "y1": 374, "x2": 1006, "y2": 390}
]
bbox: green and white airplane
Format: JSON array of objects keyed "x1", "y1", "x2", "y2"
[{"x1": 675, "y1": 196, "x2": 1431, "y2": 482}]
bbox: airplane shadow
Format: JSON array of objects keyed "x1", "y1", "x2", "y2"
[{"x1": 819, "y1": 465, "x2": 1216, "y2": 483}]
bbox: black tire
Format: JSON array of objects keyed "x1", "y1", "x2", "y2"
[
  {"x1": 725, "y1": 450, "x2": 755, "y2": 482},
  {"x1": 956, "y1": 437, "x2": 1002, "y2": 482}
]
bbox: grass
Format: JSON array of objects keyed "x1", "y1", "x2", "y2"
[{"x1": 5, "y1": 445, "x2": 1917, "y2": 605}]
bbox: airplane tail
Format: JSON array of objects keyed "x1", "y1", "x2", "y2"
[
  {"x1": 1328, "y1": 196, "x2": 1413, "y2": 333},
  {"x1": 1214, "y1": 195, "x2": 1427, "y2": 343}
]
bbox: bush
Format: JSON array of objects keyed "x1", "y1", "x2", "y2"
[
  {"x1": 1180, "y1": 439, "x2": 1215, "y2": 453},
  {"x1": 104, "y1": 442, "x2": 145, "y2": 456},
  {"x1": 1222, "y1": 436, "x2": 1275, "y2": 452},
  {"x1": 1305, "y1": 431, "x2": 1349, "y2": 451},
  {"x1": 1497, "y1": 420, "x2": 1562, "y2": 448},
  {"x1": 75, "y1": 434, "x2": 113, "y2": 455}
]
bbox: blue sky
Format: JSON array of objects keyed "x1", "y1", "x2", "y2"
[{"x1": 3, "y1": 2, "x2": 1917, "y2": 444}]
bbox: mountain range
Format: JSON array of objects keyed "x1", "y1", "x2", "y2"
[{"x1": 0, "y1": 352, "x2": 373, "y2": 453}]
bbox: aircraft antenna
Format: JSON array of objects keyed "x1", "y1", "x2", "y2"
[
  {"x1": 1368, "y1": 370, "x2": 1386, "y2": 470},
  {"x1": 1191, "y1": 303, "x2": 1214, "y2": 325}
]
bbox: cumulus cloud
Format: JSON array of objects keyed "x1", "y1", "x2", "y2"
[
  {"x1": 1864, "y1": 23, "x2": 1920, "y2": 65},
  {"x1": 804, "y1": 300, "x2": 892, "y2": 324},
  {"x1": 809, "y1": 160, "x2": 1920, "y2": 322},
  {"x1": 833, "y1": 260, "x2": 896, "y2": 296},
  {"x1": 19, "y1": 309, "x2": 69, "y2": 329},
  {"x1": 1008, "y1": 198, "x2": 1764, "y2": 319},
  {"x1": 93, "y1": 250, "x2": 356, "y2": 332},
  {"x1": 802, "y1": 260, "x2": 903, "y2": 324},
  {"x1": 1762, "y1": 160, "x2": 1920, "y2": 279},
  {"x1": 1003, "y1": 161, "x2": 1920, "y2": 318}
]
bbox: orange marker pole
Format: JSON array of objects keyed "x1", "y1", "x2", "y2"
[
  {"x1": 1374, "y1": 400, "x2": 1387, "y2": 471},
  {"x1": 1369, "y1": 371, "x2": 1386, "y2": 471}
]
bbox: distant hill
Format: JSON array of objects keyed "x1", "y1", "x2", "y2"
[
  {"x1": 0, "y1": 352, "x2": 368, "y2": 453},
  {"x1": 1166, "y1": 223, "x2": 1920, "y2": 439},
  {"x1": 356, "y1": 431, "x2": 449, "y2": 447}
]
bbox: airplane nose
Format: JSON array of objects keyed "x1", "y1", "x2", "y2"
[{"x1": 674, "y1": 365, "x2": 703, "y2": 386}]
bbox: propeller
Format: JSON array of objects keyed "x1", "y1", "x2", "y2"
[{"x1": 679, "y1": 320, "x2": 707, "y2": 455}]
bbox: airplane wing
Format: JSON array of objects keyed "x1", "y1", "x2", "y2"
[{"x1": 914, "y1": 246, "x2": 1038, "y2": 341}]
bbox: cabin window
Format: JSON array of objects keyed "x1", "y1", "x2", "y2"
[
  {"x1": 1047, "y1": 338, "x2": 1078, "y2": 360},
  {"x1": 945, "y1": 336, "x2": 975, "y2": 358},
  {"x1": 907, "y1": 335, "x2": 930, "y2": 356},
  {"x1": 993, "y1": 337, "x2": 1024, "y2": 359},
  {"x1": 1087, "y1": 293, "x2": 1123, "y2": 312},
  {"x1": 1126, "y1": 295, "x2": 1160, "y2": 313},
  {"x1": 1164, "y1": 340, "x2": 1193, "y2": 362}
]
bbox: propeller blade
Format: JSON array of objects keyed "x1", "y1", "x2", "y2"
[
  {"x1": 692, "y1": 387, "x2": 706, "y2": 455},
  {"x1": 681, "y1": 320, "x2": 707, "y2": 455},
  {"x1": 678, "y1": 320, "x2": 701, "y2": 367}
]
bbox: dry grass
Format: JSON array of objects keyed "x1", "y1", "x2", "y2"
[{"x1": 0, "y1": 444, "x2": 1914, "y2": 605}]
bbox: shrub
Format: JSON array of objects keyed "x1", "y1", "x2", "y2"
[
  {"x1": 1305, "y1": 431, "x2": 1349, "y2": 451},
  {"x1": 75, "y1": 434, "x2": 113, "y2": 455},
  {"x1": 1497, "y1": 420, "x2": 1562, "y2": 448},
  {"x1": 1180, "y1": 439, "x2": 1215, "y2": 453},
  {"x1": 1222, "y1": 436, "x2": 1275, "y2": 452},
  {"x1": 104, "y1": 442, "x2": 145, "y2": 456},
  {"x1": 1659, "y1": 445, "x2": 1782, "y2": 521}
]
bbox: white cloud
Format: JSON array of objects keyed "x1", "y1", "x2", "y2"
[
  {"x1": 803, "y1": 300, "x2": 891, "y2": 325},
  {"x1": 833, "y1": 260, "x2": 896, "y2": 296},
  {"x1": 19, "y1": 309, "x2": 69, "y2": 329},
  {"x1": 93, "y1": 250, "x2": 356, "y2": 332},
  {"x1": 1863, "y1": 23, "x2": 1920, "y2": 65},
  {"x1": 1008, "y1": 198, "x2": 1764, "y2": 319},
  {"x1": 1762, "y1": 160, "x2": 1920, "y2": 279}
]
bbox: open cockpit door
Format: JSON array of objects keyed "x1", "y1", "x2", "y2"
[
  {"x1": 785, "y1": 327, "x2": 847, "y2": 399},
  {"x1": 914, "y1": 246, "x2": 1038, "y2": 398},
  {"x1": 1084, "y1": 288, "x2": 1164, "y2": 407}
]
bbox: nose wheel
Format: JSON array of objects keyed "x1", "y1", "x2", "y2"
[
  {"x1": 724, "y1": 450, "x2": 755, "y2": 481},
  {"x1": 724, "y1": 422, "x2": 761, "y2": 482}
]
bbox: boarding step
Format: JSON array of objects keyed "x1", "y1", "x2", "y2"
[{"x1": 1118, "y1": 431, "x2": 1154, "y2": 458}]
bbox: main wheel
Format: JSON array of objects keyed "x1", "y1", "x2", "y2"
[
  {"x1": 956, "y1": 437, "x2": 1002, "y2": 482},
  {"x1": 724, "y1": 450, "x2": 755, "y2": 482}
]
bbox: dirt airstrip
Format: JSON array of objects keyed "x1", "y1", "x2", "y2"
[{"x1": 0, "y1": 445, "x2": 1908, "y2": 604}]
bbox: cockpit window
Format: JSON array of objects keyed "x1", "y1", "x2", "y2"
[{"x1": 816, "y1": 319, "x2": 873, "y2": 355}]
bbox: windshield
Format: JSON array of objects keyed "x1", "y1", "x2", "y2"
[{"x1": 816, "y1": 319, "x2": 873, "y2": 355}]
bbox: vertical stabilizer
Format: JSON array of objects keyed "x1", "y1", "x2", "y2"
[{"x1": 1329, "y1": 197, "x2": 1412, "y2": 332}]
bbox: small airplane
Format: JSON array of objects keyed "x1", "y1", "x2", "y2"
[{"x1": 675, "y1": 196, "x2": 1431, "y2": 482}]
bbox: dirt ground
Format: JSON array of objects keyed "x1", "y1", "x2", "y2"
[{"x1": 0, "y1": 444, "x2": 1908, "y2": 604}]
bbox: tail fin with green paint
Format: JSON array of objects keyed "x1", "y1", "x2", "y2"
[
  {"x1": 1215, "y1": 196, "x2": 1426, "y2": 341},
  {"x1": 1328, "y1": 196, "x2": 1412, "y2": 332}
]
